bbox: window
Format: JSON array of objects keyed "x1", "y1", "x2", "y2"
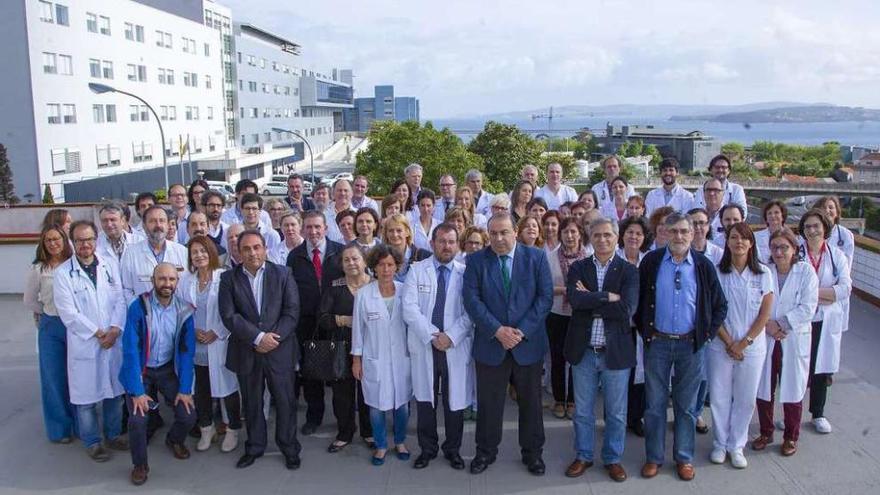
[
  {"x1": 86, "y1": 13, "x2": 98, "y2": 33},
  {"x1": 247, "y1": 55, "x2": 255, "y2": 66},
  {"x1": 42, "y1": 52, "x2": 57, "y2": 74},
  {"x1": 185, "y1": 106, "x2": 199, "y2": 120},
  {"x1": 264, "y1": 132, "x2": 271, "y2": 142},
  {"x1": 39, "y1": 1, "x2": 54, "y2": 23},
  {"x1": 47, "y1": 104, "x2": 61, "y2": 124},
  {"x1": 205, "y1": 75, "x2": 212, "y2": 89},
  {"x1": 155, "y1": 30, "x2": 172, "y2": 48},
  {"x1": 125, "y1": 22, "x2": 134, "y2": 40},
  {"x1": 51, "y1": 148, "x2": 81, "y2": 175},
  {"x1": 62, "y1": 104, "x2": 76, "y2": 124},
  {"x1": 239, "y1": 107, "x2": 244, "y2": 118},
  {"x1": 90, "y1": 59, "x2": 101, "y2": 78},
  {"x1": 237, "y1": 52, "x2": 242, "y2": 63},
  {"x1": 132, "y1": 142, "x2": 153, "y2": 163},
  {"x1": 241, "y1": 135, "x2": 246, "y2": 146},
  {"x1": 249, "y1": 107, "x2": 258, "y2": 118},
  {"x1": 92, "y1": 104, "x2": 105, "y2": 123},
  {"x1": 272, "y1": 61, "x2": 279, "y2": 71},
  {"x1": 262, "y1": 83, "x2": 268, "y2": 93},
  {"x1": 259, "y1": 58, "x2": 265, "y2": 68},
  {"x1": 135, "y1": 25, "x2": 144, "y2": 42},
  {"x1": 98, "y1": 16, "x2": 110, "y2": 35},
  {"x1": 284, "y1": 86, "x2": 290, "y2": 96},
  {"x1": 262, "y1": 107, "x2": 270, "y2": 118},
  {"x1": 160, "y1": 105, "x2": 168, "y2": 120},
  {"x1": 183, "y1": 72, "x2": 197, "y2": 87},
  {"x1": 168, "y1": 106, "x2": 176, "y2": 121},
  {"x1": 129, "y1": 105, "x2": 148, "y2": 122},
  {"x1": 105, "y1": 104, "x2": 116, "y2": 122},
  {"x1": 207, "y1": 106, "x2": 214, "y2": 120},
  {"x1": 124, "y1": 23, "x2": 144, "y2": 41},
  {"x1": 101, "y1": 60, "x2": 113, "y2": 79},
  {"x1": 209, "y1": 136, "x2": 216, "y2": 152},
  {"x1": 252, "y1": 133, "x2": 259, "y2": 144},
  {"x1": 59, "y1": 55, "x2": 73, "y2": 75},
  {"x1": 248, "y1": 81, "x2": 257, "y2": 92},
  {"x1": 158, "y1": 68, "x2": 169, "y2": 84},
  {"x1": 182, "y1": 37, "x2": 196, "y2": 54},
  {"x1": 96, "y1": 145, "x2": 121, "y2": 168},
  {"x1": 204, "y1": 43, "x2": 210, "y2": 57}
]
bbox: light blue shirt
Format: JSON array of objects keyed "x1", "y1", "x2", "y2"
[
  {"x1": 148, "y1": 292, "x2": 178, "y2": 368},
  {"x1": 655, "y1": 248, "x2": 697, "y2": 335},
  {"x1": 244, "y1": 264, "x2": 266, "y2": 345}
]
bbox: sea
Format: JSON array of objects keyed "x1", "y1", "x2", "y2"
[{"x1": 427, "y1": 116, "x2": 880, "y2": 147}]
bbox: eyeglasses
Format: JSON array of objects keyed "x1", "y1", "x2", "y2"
[
  {"x1": 704, "y1": 188, "x2": 723, "y2": 194},
  {"x1": 73, "y1": 237, "x2": 96, "y2": 245},
  {"x1": 771, "y1": 244, "x2": 792, "y2": 252},
  {"x1": 205, "y1": 203, "x2": 224, "y2": 209},
  {"x1": 691, "y1": 220, "x2": 708, "y2": 227},
  {"x1": 242, "y1": 206, "x2": 260, "y2": 212},
  {"x1": 674, "y1": 270, "x2": 682, "y2": 290}
]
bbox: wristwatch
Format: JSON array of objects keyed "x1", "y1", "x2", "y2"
[{"x1": 746, "y1": 336, "x2": 754, "y2": 346}]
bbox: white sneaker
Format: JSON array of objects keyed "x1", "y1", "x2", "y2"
[
  {"x1": 196, "y1": 425, "x2": 215, "y2": 452},
  {"x1": 221, "y1": 428, "x2": 239, "y2": 453},
  {"x1": 710, "y1": 447, "x2": 727, "y2": 464},
  {"x1": 813, "y1": 417, "x2": 832, "y2": 434},
  {"x1": 730, "y1": 449, "x2": 748, "y2": 469},
  {"x1": 775, "y1": 419, "x2": 786, "y2": 431}
]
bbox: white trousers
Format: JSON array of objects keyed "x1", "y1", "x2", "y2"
[{"x1": 708, "y1": 345, "x2": 766, "y2": 451}]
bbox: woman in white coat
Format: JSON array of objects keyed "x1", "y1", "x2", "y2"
[
  {"x1": 754, "y1": 200, "x2": 787, "y2": 264},
  {"x1": 402, "y1": 227, "x2": 474, "y2": 463},
  {"x1": 53, "y1": 221, "x2": 127, "y2": 461},
  {"x1": 352, "y1": 244, "x2": 412, "y2": 466},
  {"x1": 815, "y1": 196, "x2": 854, "y2": 332},
  {"x1": 798, "y1": 209, "x2": 852, "y2": 434},
  {"x1": 709, "y1": 222, "x2": 774, "y2": 469},
  {"x1": 753, "y1": 228, "x2": 818, "y2": 456},
  {"x1": 179, "y1": 235, "x2": 241, "y2": 453}
]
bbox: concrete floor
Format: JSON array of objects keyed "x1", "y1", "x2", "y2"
[{"x1": 1, "y1": 294, "x2": 879, "y2": 494}]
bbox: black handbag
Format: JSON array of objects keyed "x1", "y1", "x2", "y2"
[{"x1": 300, "y1": 326, "x2": 351, "y2": 382}]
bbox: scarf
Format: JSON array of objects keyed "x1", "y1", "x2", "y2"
[{"x1": 558, "y1": 246, "x2": 588, "y2": 311}]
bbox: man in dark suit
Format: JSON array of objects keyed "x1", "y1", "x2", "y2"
[
  {"x1": 286, "y1": 210, "x2": 344, "y2": 435},
  {"x1": 563, "y1": 217, "x2": 639, "y2": 482},
  {"x1": 284, "y1": 174, "x2": 316, "y2": 212},
  {"x1": 218, "y1": 230, "x2": 302, "y2": 470},
  {"x1": 462, "y1": 212, "x2": 554, "y2": 476}
]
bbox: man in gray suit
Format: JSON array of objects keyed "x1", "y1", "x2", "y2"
[{"x1": 218, "y1": 229, "x2": 301, "y2": 470}]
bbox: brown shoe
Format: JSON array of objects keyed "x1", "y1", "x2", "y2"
[
  {"x1": 781, "y1": 439, "x2": 797, "y2": 457},
  {"x1": 565, "y1": 403, "x2": 575, "y2": 419},
  {"x1": 605, "y1": 463, "x2": 627, "y2": 482},
  {"x1": 641, "y1": 462, "x2": 660, "y2": 478},
  {"x1": 751, "y1": 434, "x2": 773, "y2": 451},
  {"x1": 676, "y1": 463, "x2": 695, "y2": 481},
  {"x1": 130, "y1": 464, "x2": 149, "y2": 485},
  {"x1": 565, "y1": 459, "x2": 593, "y2": 478},
  {"x1": 165, "y1": 438, "x2": 190, "y2": 460},
  {"x1": 552, "y1": 402, "x2": 566, "y2": 419}
]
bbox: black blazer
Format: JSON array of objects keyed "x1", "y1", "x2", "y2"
[
  {"x1": 563, "y1": 255, "x2": 639, "y2": 370},
  {"x1": 219, "y1": 261, "x2": 301, "y2": 375},
  {"x1": 284, "y1": 196, "x2": 316, "y2": 212},
  {"x1": 635, "y1": 248, "x2": 727, "y2": 352},
  {"x1": 286, "y1": 240, "x2": 344, "y2": 336}
]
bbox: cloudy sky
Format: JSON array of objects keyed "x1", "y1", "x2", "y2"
[{"x1": 219, "y1": 0, "x2": 880, "y2": 118}]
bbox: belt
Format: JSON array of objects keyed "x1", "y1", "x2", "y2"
[
  {"x1": 652, "y1": 331, "x2": 694, "y2": 341},
  {"x1": 586, "y1": 345, "x2": 606, "y2": 353}
]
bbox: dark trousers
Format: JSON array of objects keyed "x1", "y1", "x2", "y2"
[
  {"x1": 239, "y1": 360, "x2": 301, "y2": 458},
  {"x1": 298, "y1": 316, "x2": 326, "y2": 427},
  {"x1": 329, "y1": 377, "x2": 373, "y2": 442},
  {"x1": 475, "y1": 353, "x2": 545, "y2": 461},
  {"x1": 808, "y1": 321, "x2": 832, "y2": 419},
  {"x1": 756, "y1": 341, "x2": 803, "y2": 441},
  {"x1": 546, "y1": 313, "x2": 574, "y2": 403},
  {"x1": 417, "y1": 348, "x2": 464, "y2": 457},
  {"x1": 194, "y1": 365, "x2": 242, "y2": 429},
  {"x1": 121, "y1": 384, "x2": 163, "y2": 438},
  {"x1": 627, "y1": 369, "x2": 646, "y2": 427},
  {"x1": 127, "y1": 363, "x2": 197, "y2": 467}
]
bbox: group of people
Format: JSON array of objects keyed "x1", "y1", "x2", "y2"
[{"x1": 23, "y1": 154, "x2": 854, "y2": 485}]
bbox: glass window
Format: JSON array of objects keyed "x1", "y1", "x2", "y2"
[
  {"x1": 127, "y1": 64, "x2": 136, "y2": 81},
  {"x1": 205, "y1": 75, "x2": 212, "y2": 89},
  {"x1": 207, "y1": 107, "x2": 213, "y2": 120},
  {"x1": 42, "y1": 52, "x2": 57, "y2": 74},
  {"x1": 90, "y1": 59, "x2": 101, "y2": 78},
  {"x1": 168, "y1": 106, "x2": 176, "y2": 120},
  {"x1": 204, "y1": 43, "x2": 210, "y2": 57},
  {"x1": 140, "y1": 105, "x2": 149, "y2": 122},
  {"x1": 106, "y1": 105, "x2": 116, "y2": 122},
  {"x1": 125, "y1": 22, "x2": 134, "y2": 40},
  {"x1": 62, "y1": 104, "x2": 76, "y2": 124},
  {"x1": 39, "y1": 1, "x2": 53, "y2": 23},
  {"x1": 137, "y1": 65, "x2": 147, "y2": 82},
  {"x1": 54, "y1": 4, "x2": 69, "y2": 25},
  {"x1": 98, "y1": 16, "x2": 110, "y2": 35},
  {"x1": 47, "y1": 103, "x2": 61, "y2": 124},
  {"x1": 135, "y1": 25, "x2": 144, "y2": 42},
  {"x1": 58, "y1": 55, "x2": 73, "y2": 75},
  {"x1": 86, "y1": 13, "x2": 97, "y2": 33},
  {"x1": 102, "y1": 60, "x2": 113, "y2": 79},
  {"x1": 93, "y1": 104, "x2": 105, "y2": 123},
  {"x1": 167, "y1": 69, "x2": 174, "y2": 85}
]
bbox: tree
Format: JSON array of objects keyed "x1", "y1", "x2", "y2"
[
  {"x1": 721, "y1": 142, "x2": 746, "y2": 162},
  {"x1": 0, "y1": 144, "x2": 19, "y2": 205},
  {"x1": 42, "y1": 184, "x2": 55, "y2": 204},
  {"x1": 355, "y1": 120, "x2": 483, "y2": 194},
  {"x1": 536, "y1": 153, "x2": 579, "y2": 182},
  {"x1": 467, "y1": 121, "x2": 544, "y2": 193}
]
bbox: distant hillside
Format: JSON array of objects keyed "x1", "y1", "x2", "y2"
[
  {"x1": 480, "y1": 102, "x2": 817, "y2": 120},
  {"x1": 670, "y1": 105, "x2": 880, "y2": 123}
]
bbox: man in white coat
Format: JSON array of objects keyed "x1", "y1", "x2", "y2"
[
  {"x1": 403, "y1": 224, "x2": 473, "y2": 470},
  {"x1": 534, "y1": 162, "x2": 578, "y2": 211},
  {"x1": 466, "y1": 169, "x2": 494, "y2": 217},
  {"x1": 644, "y1": 157, "x2": 694, "y2": 216},
  {"x1": 54, "y1": 220, "x2": 128, "y2": 462},
  {"x1": 120, "y1": 206, "x2": 188, "y2": 302},
  {"x1": 97, "y1": 201, "x2": 144, "y2": 263},
  {"x1": 591, "y1": 156, "x2": 637, "y2": 210},
  {"x1": 691, "y1": 154, "x2": 747, "y2": 210}
]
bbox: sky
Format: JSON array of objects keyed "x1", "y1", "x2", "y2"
[{"x1": 219, "y1": 0, "x2": 880, "y2": 119}]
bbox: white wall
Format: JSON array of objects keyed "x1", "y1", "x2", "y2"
[{"x1": 852, "y1": 246, "x2": 880, "y2": 300}]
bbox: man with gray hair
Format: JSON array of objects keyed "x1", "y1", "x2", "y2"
[
  {"x1": 405, "y1": 163, "x2": 424, "y2": 206},
  {"x1": 466, "y1": 169, "x2": 493, "y2": 217},
  {"x1": 521, "y1": 164, "x2": 539, "y2": 186},
  {"x1": 434, "y1": 174, "x2": 457, "y2": 221},
  {"x1": 97, "y1": 201, "x2": 144, "y2": 262},
  {"x1": 120, "y1": 206, "x2": 188, "y2": 301}
]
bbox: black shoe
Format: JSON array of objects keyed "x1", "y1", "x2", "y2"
[
  {"x1": 695, "y1": 420, "x2": 710, "y2": 435},
  {"x1": 285, "y1": 455, "x2": 301, "y2": 470},
  {"x1": 236, "y1": 453, "x2": 262, "y2": 469},
  {"x1": 300, "y1": 423, "x2": 318, "y2": 436},
  {"x1": 413, "y1": 453, "x2": 435, "y2": 469},
  {"x1": 445, "y1": 453, "x2": 465, "y2": 470},
  {"x1": 327, "y1": 441, "x2": 349, "y2": 453},
  {"x1": 525, "y1": 457, "x2": 546, "y2": 476},
  {"x1": 629, "y1": 421, "x2": 645, "y2": 437},
  {"x1": 469, "y1": 456, "x2": 493, "y2": 474}
]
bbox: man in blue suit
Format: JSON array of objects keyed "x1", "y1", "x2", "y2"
[{"x1": 463, "y1": 212, "x2": 554, "y2": 476}]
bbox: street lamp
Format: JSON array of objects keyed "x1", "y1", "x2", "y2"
[
  {"x1": 88, "y1": 82, "x2": 168, "y2": 192},
  {"x1": 272, "y1": 127, "x2": 314, "y2": 184}
]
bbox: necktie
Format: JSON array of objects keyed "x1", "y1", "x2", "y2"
[
  {"x1": 444, "y1": 200, "x2": 450, "y2": 212},
  {"x1": 312, "y1": 248, "x2": 323, "y2": 284},
  {"x1": 500, "y1": 255, "x2": 511, "y2": 295},
  {"x1": 432, "y1": 265, "x2": 448, "y2": 332}
]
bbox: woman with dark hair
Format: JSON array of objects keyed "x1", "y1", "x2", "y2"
[
  {"x1": 354, "y1": 207, "x2": 381, "y2": 251},
  {"x1": 647, "y1": 206, "x2": 675, "y2": 250},
  {"x1": 711, "y1": 203, "x2": 745, "y2": 249},
  {"x1": 41, "y1": 209, "x2": 72, "y2": 234},
  {"x1": 187, "y1": 179, "x2": 209, "y2": 214},
  {"x1": 352, "y1": 244, "x2": 412, "y2": 465},
  {"x1": 577, "y1": 189, "x2": 599, "y2": 212},
  {"x1": 798, "y1": 209, "x2": 851, "y2": 435},
  {"x1": 546, "y1": 217, "x2": 589, "y2": 418},
  {"x1": 390, "y1": 179, "x2": 414, "y2": 213},
  {"x1": 541, "y1": 210, "x2": 562, "y2": 253},
  {"x1": 526, "y1": 197, "x2": 549, "y2": 219},
  {"x1": 23, "y1": 225, "x2": 75, "y2": 443},
  {"x1": 754, "y1": 200, "x2": 788, "y2": 263},
  {"x1": 516, "y1": 215, "x2": 544, "y2": 248},
  {"x1": 318, "y1": 244, "x2": 375, "y2": 452},
  {"x1": 688, "y1": 208, "x2": 724, "y2": 265},
  {"x1": 617, "y1": 216, "x2": 649, "y2": 265},
  {"x1": 180, "y1": 235, "x2": 241, "y2": 453},
  {"x1": 510, "y1": 180, "x2": 535, "y2": 224},
  {"x1": 753, "y1": 228, "x2": 818, "y2": 457},
  {"x1": 381, "y1": 213, "x2": 431, "y2": 282},
  {"x1": 411, "y1": 189, "x2": 440, "y2": 252},
  {"x1": 380, "y1": 194, "x2": 403, "y2": 219},
  {"x1": 335, "y1": 209, "x2": 357, "y2": 244},
  {"x1": 444, "y1": 207, "x2": 471, "y2": 237},
  {"x1": 600, "y1": 176, "x2": 631, "y2": 221},
  {"x1": 708, "y1": 223, "x2": 774, "y2": 469}
]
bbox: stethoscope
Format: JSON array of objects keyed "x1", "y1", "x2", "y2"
[
  {"x1": 799, "y1": 243, "x2": 839, "y2": 279},
  {"x1": 832, "y1": 224, "x2": 845, "y2": 248},
  {"x1": 67, "y1": 258, "x2": 114, "y2": 288}
]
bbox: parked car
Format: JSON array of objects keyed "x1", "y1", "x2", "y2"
[
  {"x1": 320, "y1": 172, "x2": 354, "y2": 186},
  {"x1": 261, "y1": 181, "x2": 288, "y2": 196},
  {"x1": 206, "y1": 181, "x2": 236, "y2": 204}
]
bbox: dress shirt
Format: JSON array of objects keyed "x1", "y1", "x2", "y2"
[
  {"x1": 655, "y1": 249, "x2": 697, "y2": 335},
  {"x1": 150, "y1": 242, "x2": 167, "y2": 264},
  {"x1": 148, "y1": 292, "x2": 178, "y2": 368},
  {"x1": 589, "y1": 254, "x2": 615, "y2": 347},
  {"x1": 244, "y1": 263, "x2": 266, "y2": 345}
]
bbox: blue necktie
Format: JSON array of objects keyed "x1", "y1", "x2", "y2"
[{"x1": 432, "y1": 265, "x2": 448, "y2": 332}]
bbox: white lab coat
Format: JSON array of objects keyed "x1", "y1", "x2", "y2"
[
  {"x1": 351, "y1": 281, "x2": 412, "y2": 411},
  {"x1": 829, "y1": 224, "x2": 855, "y2": 331},
  {"x1": 804, "y1": 243, "x2": 852, "y2": 374},
  {"x1": 324, "y1": 204, "x2": 357, "y2": 244},
  {"x1": 599, "y1": 201, "x2": 627, "y2": 222},
  {"x1": 535, "y1": 184, "x2": 579, "y2": 211},
  {"x1": 120, "y1": 240, "x2": 188, "y2": 302},
  {"x1": 474, "y1": 191, "x2": 494, "y2": 217},
  {"x1": 402, "y1": 258, "x2": 474, "y2": 411},
  {"x1": 754, "y1": 228, "x2": 772, "y2": 264},
  {"x1": 757, "y1": 262, "x2": 819, "y2": 403},
  {"x1": 409, "y1": 212, "x2": 440, "y2": 253},
  {"x1": 96, "y1": 230, "x2": 144, "y2": 264},
  {"x1": 644, "y1": 184, "x2": 694, "y2": 216},
  {"x1": 591, "y1": 180, "x2": 638, "y2": 211},
  {"x1": 53, "y1": 256, "x2": 126, "y2": 405}
]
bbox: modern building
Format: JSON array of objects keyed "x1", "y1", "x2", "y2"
[
  {"x1": 343, "y1": 85, "x2": 420, "y2": 133},
  {"x1": 854, "y1": 153, "x2": 880, "y2": 183},
  {"x1": 596, "y1": 124, "x2": 721, "y2": 172}
]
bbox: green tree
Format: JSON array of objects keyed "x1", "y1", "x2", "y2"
[
  {"x1": 0, "y1": 144, "x2": 19, "y2": 205},
  {"x1": 536, "y1": 153, "x2": 578, "y2": 182},
  {"x1": 467, "y1": 121, "x2": 543, "y2": 192},
  {"x1": 721, "y1": 142, "x2": 746, "y2": 161},
  {"x1": 355, "y1": 120, "x2": 483, "y2": 194},
  {"x1": 41, "y1": 184, "x2": 55, "y2": 204}
]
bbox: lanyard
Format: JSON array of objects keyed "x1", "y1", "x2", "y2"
[{"x1": 807, "y1": 242, "x2": 825, "y2": 273}]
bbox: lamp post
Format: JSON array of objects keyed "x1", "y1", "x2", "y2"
[
  {"x1": 272, "y1": 127, "x2": 314, "y2": 185},
  {"x1": 88, "y1": 83, "x2": 168, "y2": 192}
]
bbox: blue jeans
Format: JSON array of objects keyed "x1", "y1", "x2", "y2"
[
  {"x1": 369, "y1": 404, "x2": 409, "y2": 451},
  {"x1": 643, "y1": 338, "x2": 705, "y2": 464},
  {"x1": 76, "y1": 396, "x2": 124, "y2": 448},
  {"x1": 571, "y1": 349, "x2": 630, "y2": 464},
  {"x1": 38, "y1": 314, "x2": 75, "y2": 441}
]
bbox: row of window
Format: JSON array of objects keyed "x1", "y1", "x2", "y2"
[
  {"x1": 238, "y1": 80, "x2": 297, "y2": 96},
  {"x1": 238, "y1": 52, "x2": 296, "y2": 74},
  {"x1": 47, "y1": 103, "x2": 215, "y2": 125},
  {"x1": 239, "y1": 107, "x2": 300, "y2": 119},
  {"x1": 239, "y1": 126, "x2": 330, "y2": 147},
  {"x1": 50, "y1": 136, "x2": 218, "y2": 175}
]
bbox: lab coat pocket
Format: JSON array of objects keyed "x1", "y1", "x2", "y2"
[
  {"x1": 749, "y1": 288, "x2": 763, "y2": 310},
  {"x1": 796, "y1": 331, "x2": 812, "y2": 358},
  {"x1": 70, "y1": 334, "x2": 99, "y2": 361},
  {"x1": 362, "y1": 357, "x2": 381, "y2": 384}
]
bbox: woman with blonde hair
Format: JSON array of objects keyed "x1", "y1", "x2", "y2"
[{"x1": 381, "y1": 213, "x2": 431, "y2": 282}]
